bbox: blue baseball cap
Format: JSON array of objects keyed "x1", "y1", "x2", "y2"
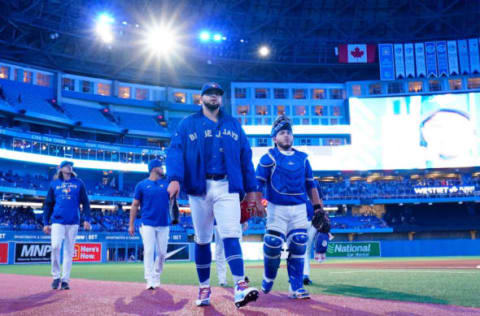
[
  {"x1": 148, "y1": 159, "x2": 164, "y2": 173},
  {"x1": 59, "y1": 160, "x2": 74, "y2": 168},
  {"x1": 201, "y1": 82, "x2": 224, "y2": 96},
  {"x1": 271, "y1": 115, "x2": 292, "y2": 137}
]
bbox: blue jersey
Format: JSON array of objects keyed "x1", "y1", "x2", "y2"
[
  {"x1": 134, "y1": 178, "x2": 170, "y2": 227},
  {"x1": 256, "y1": 147, "x2": 315, "y2": 205},
  {"x1": 166, "y1": 109, "x2": 256, "y2": 195},
  {"x1": 203, "y1": 116, "x2": 227, "y2": 175},
  {"x1": 43, "y1": 177, "x2": 91, "y2": 225}
]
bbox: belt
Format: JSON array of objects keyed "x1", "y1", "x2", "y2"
[{"x1": 206, "y1": 174, "x2": 227, "y2": 181}]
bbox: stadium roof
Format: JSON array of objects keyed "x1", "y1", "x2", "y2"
[{"x1": 1, "y1": 0, "x2": 479, "y2": 87}]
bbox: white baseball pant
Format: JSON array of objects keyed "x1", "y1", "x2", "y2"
[
  {"x1": 51, "y1": 223, "x2": 79, "y2": 282},
  {"x1": 140, "y1": 225, "x2": 169, "y2": 285},
  {"x1": 188, "y1": 178, "x2": 242, "y2": 244},
  {"x1": 266, "y1": 202, "x2": 308, "y2": 236},
  {"x1": 303, "y1": 221, "x2": 317, "y2": 276},
  {"x1": 214, "y1": 225, "x2": 227, "y2": 284}
]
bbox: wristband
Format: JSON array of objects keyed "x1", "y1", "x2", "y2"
[{"x1": 313, "y1": 204, "x2": 322, "y2": 211}]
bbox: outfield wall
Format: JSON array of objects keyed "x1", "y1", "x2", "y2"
[{"x1": 1, "y1": 231, "x2": 479, "y2": 264}]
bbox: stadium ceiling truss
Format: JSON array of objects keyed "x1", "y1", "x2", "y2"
[{"x1": 0, "y1": 0, "x2": 479, "y2": 88}]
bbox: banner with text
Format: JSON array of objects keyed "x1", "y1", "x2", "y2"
[
  {"x1": 73, "y1": 243, "x2": 102, "y2": 262},
  {"x1": 0, "y1": 243, "x2": 8, "y2": 264},
  {"x1": 413, "y1": 186, "x2": 475, "y2": 195},
  {"x1": 415, "y1": 43, "x2": 426, "y2": 77},
  {"x1": 378, "y1": 44, "x2": 395, "y2": 80},
  {"x1": 15, "y1": 242, "x2": 51, "y2": 263},
  {"x1": 447, "y1": 40, "x2": 459, "y2": 75},
  {"x1": 327, "y1": 242, "x2": 381, "y2": 257}
]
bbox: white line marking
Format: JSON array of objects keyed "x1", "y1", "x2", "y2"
[{"x1": 330, "y1": 270, "x2": 479, "y2": 274}]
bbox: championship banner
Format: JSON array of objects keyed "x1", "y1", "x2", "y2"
[
  {"x1": 394, "y1": 44, "x2": 405, "y2": 79},
  {"x1": 468, "y1": 38, "x2": 480, "y2": 74},
  {"x1": 458, "y1": 39, "x2": 470, "y2": 74},
  {"x1": 404, "y1": 43, "x2": 415, "y2": 78},
  {"x1": 378, "y1": 44, "x2": 395, "y2": 80},
  {"x1": 436, "y1": 41, "x2": 448, "y2": 77},
  {"x1": 414, "y1": 43, "x2": 426, "y2": 77},
  {"x1": 73, "y1": 243, "x2": 102, "y2": 262},
  {"x1": 425, "y1": 42, "x2": 437, "y2": 77},
  {"x1": 447, "y1": 40, "x2": 459, "y2": 75},
  {"x1": 0, "y1": 243, "x2": 8, "y2": 264},
  {"x1": 327, "y1": 242, "x2": 381, "y2": 257},
  {"x1": 15, "y1": 242, "x2": 51, "y2": 263}
]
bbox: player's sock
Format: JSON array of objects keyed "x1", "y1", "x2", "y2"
[
  {"x1": 195, "y1": 242, "x2": 212, "y2": 286},
  {"x1": 223, "y1": 238, "x2": 244, "y2": 283}
]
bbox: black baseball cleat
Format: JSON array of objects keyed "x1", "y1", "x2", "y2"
[
  {"x1": 51, "y1": 278, "x2": 60, "y2": 290},
  {"x1": 234, "y1": 281, "x2": 259, "y2": 308},
  {"x1": 303, "y1": 277, "x2": 313, "y2": 286},
  {"x1": 61, "y1": 281, "x2": 70, "y2": 290}
]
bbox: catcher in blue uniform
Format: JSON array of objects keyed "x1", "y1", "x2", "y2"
[{"x1": 255, "y1": 115, "x2": 330, "y2": 299}]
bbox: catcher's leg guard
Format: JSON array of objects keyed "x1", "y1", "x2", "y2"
[
  {"x1": 263, "y1": 230, "x2": 285, "y2": 283},
  {"x1": 287, "y1": 229, "x2": 308, "y2": 292}
]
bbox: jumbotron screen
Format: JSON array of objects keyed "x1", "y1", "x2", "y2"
[
  {"x1": 252, "y1": 92, "x2": 480, "y2": 171},
  {"x1": 349, "y1": 92, "x2": 480, "y2": 170}
]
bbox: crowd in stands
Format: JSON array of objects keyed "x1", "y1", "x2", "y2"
[
  {"x1": 4, "y1": 169, "x2": 479, "y2": 202},
  {"x1": 329, "y1": 215, "x2": 389, "y2": 230},
  {"x1": 0, "y1": 169, "x2": 135, "y2": 197},
  {"x1": 0, "y1": 206, "x2": 40, "y2": 230}
]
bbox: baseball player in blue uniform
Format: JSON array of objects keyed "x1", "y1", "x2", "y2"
[
  {"x1": 129, "y1": 159, "x2": 170, "y2": 290},
  {"x1": 166, "y1": 82, "x2": 264, "y2": 308},
  {"x1": 43, "y1": 161, "x2": 91, "y2": 290},
  {"x1": 256, "y1": 115, "x2": 329, "y2": 299}
]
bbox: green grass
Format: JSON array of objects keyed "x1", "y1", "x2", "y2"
[{"x1": 1, "y1": 257, "x2": 480, "y2": 307}]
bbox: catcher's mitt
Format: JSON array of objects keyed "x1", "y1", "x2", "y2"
[{"x1": 312, "y1": 208, "x2": 331, "y2": 233}]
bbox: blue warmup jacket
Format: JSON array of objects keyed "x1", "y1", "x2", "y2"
[
  {"x1": 43, "y1": 177, "x2": 91, "y2": 225},
  {"x1": 166, "y1": 109, "x2": 256, "y2": 195}
]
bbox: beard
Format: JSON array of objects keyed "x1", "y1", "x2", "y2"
[
  {"x1": 204, "y1": 101, "x2": 220, "y2": 112},
  {"x1": 277, "y1": 142, "x2": 292, "y2": 151}
]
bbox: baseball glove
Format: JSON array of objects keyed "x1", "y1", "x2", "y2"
[
  {"x1": 312, "y1": 208, "x2": 331, "y2": 233},
  {"x1": 240, "y1": 199, "x2": 257, "y2": 223}
]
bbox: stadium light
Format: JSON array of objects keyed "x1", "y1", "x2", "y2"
[
  {"x1": 145, "y1": 26, "x2": 178, "y2": 56},
  {"x1": 95, "y1": 13, "x2": 115, "y2": 43},
  {"x1": 259, "y1": 45, "x2": 270, "y2": 57},
  {"x1": 213, "y1": 33, "x2": 222, "y2": 42},
  {"x1": 199, "y1": 31, "x2": 211, "y2": 42}
]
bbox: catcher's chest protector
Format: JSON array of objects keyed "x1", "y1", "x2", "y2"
[{"x1": 271, "y1": 151, "x2": 306, "y2": 195}]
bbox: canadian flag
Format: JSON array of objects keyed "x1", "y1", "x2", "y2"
[{"x1": 338, "y1": 44, "x2": 376, "y2": 63}]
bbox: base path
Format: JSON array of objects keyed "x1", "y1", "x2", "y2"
[{"x1": 1, "y1": 274, "x2": 479, "y2": 316}]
